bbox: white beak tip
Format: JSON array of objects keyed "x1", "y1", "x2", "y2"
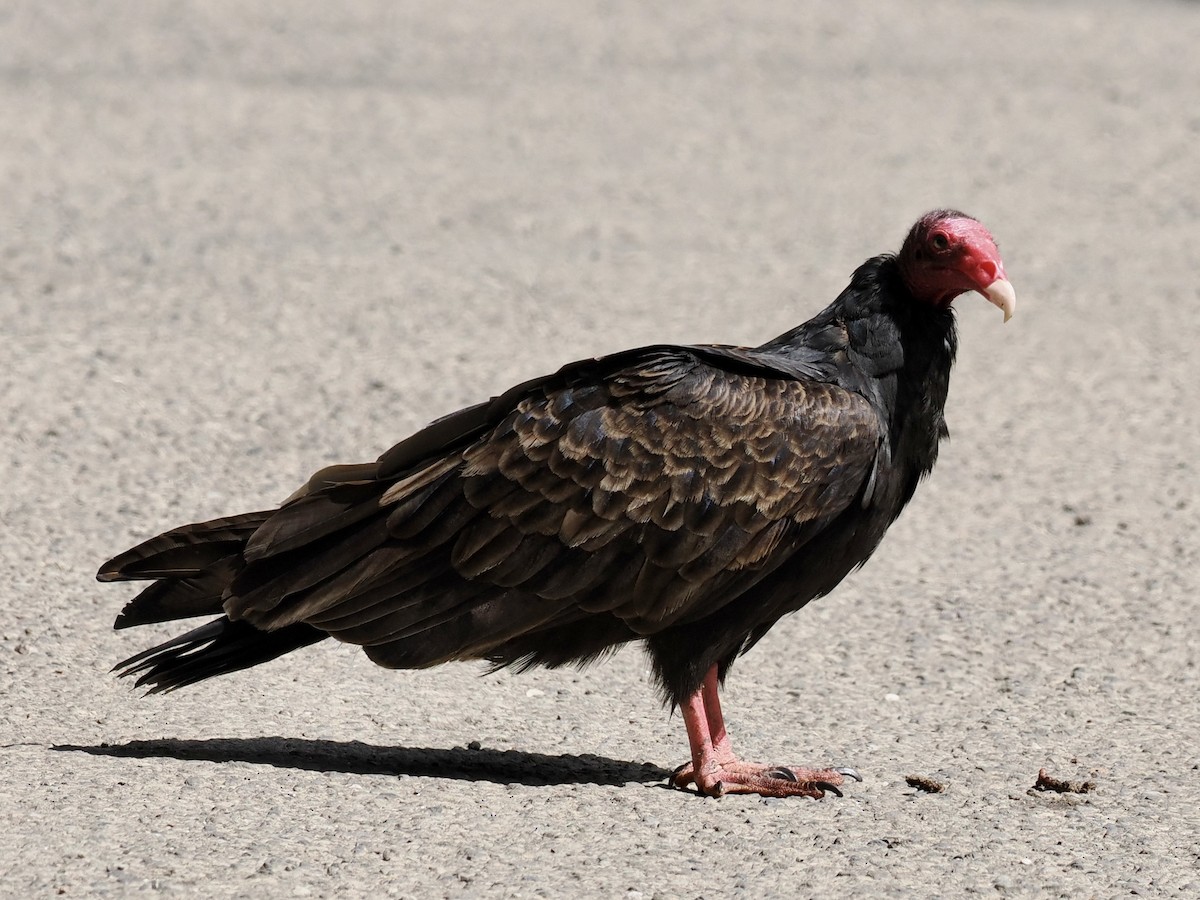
[{"x1": 982, "y1": 278, "x2": 1016, "y2": 323}]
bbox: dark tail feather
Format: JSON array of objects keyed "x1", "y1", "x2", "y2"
[
  {"x1": 103, "y1": 513, "x2": 265, "y2": 629},
  {"x1": 113, "y1": 617, "x2": 327, "y2": 694},
  {"x1": 98, "y1": 511, "x2": 273, "y2": 582},
  {"x1": 113, "y1": 562, "x2": 235, "y2": 629}
]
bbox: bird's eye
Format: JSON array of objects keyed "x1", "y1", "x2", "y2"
[{"x1": 931, "y1": 232, "x2": 950, "y2": 251}]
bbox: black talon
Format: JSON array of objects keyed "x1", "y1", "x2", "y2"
[
  {"x1": 768, "y1": 767, "x2": 798, "y2": 782},
  {"x1": 835, "y1": 767, "x2": 863, "y2": 782},
  {"x1": 817, "y1": 782, "x2": 844, "y2": 797}
]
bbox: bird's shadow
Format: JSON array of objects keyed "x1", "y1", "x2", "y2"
[{"x1": 52, "y1": 737, "x2": 672, "y2": 788}]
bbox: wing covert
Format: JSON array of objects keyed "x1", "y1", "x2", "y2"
[{"x1": 407, "y1": 348, "x2": 882, "y2": 632}]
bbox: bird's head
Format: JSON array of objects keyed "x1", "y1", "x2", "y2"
[{"x1": 897, "y1": 210, "x2": 1016, "y2": 322}]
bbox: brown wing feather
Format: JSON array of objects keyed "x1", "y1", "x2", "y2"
[
  {"x1": 485, "y1": 360, "x2": 880, "y2": 631},
  {"x1": 244, "y1": 349, "x2": 882, "y2": 655}
]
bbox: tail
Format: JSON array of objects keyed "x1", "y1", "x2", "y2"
[
  {"x1": 99, "y1": 511, "x2": 271, "y2": 628},
  {"x1": 100, "y1": 509, "x2": 328, "y2": 691},
  {"x1": 112, "y1": 617, "x2": 325, "y2": 693}
]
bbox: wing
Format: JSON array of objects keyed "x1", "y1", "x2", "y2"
[{"x1": 225, "y1": 345, "x2": 883, "y2": 658}]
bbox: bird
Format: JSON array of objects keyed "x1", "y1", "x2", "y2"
[{"x1": 100, "y1": 209, "x2": 1015, "y2": 799}]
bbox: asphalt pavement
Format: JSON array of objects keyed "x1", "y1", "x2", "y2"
[{"x1": 3, "y1": 1, "x2": 1198, "y2": 896}]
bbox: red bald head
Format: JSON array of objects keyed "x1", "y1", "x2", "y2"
[{"x1": 897, "y1": 210, "x2": 1015, "y2": 321}]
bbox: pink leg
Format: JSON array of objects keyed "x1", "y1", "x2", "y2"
[{"x1": 669, "y1": 665, "x2": 860, "y2": 799}]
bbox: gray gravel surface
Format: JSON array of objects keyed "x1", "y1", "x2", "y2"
[{"x1": 3, "y1": 1, "x2": 1199, "y2": 897}]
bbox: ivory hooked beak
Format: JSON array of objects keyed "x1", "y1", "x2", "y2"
[{"x1": 981, "y1": 277, "x2": 1016, "y2": 323}]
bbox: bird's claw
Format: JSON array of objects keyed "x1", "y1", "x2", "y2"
[
  {"x1": 669, "y1": 761, "x2": 696, "y2": 789},
  {"x1": 816, "y1": 781, "x2": 843, "y2": 797}
]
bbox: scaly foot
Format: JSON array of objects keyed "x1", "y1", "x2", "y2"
[
  {"x1": 671, "y1": 666, "x2": 860, "y2": 798},
  {"x1": 670, "y1": 760, "x2": 861, "y2": 798}
]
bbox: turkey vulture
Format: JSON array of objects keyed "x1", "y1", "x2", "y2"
[{"x1": 100, "y1": 209, "x2": 1015, "y2": 799}]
